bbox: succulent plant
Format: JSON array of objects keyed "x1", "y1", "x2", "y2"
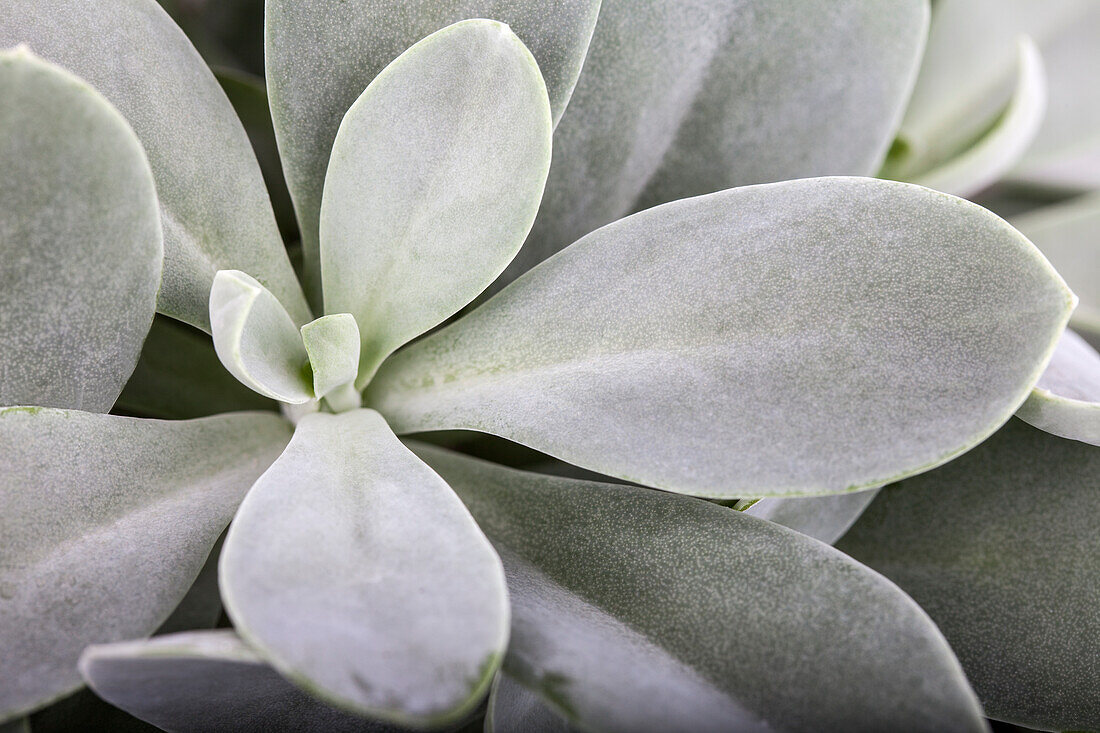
[{"x1": 1, "y1": 1, "x2": 1097, "y2": 732}]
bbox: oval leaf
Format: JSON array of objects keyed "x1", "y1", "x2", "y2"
[
  {"x1": 80, "y1": 631, "x2": 406, "y2": 733},
  {"x1": 905, "y1": 37, "x2": 1046, "y2": 198},
  {"x1": 1011, "y1": 193, "x2": 1100, "y2": 340},
  {"x1": 1016, "y1": 329, "x2": 1100, "y2": 445},
  {"x1": 0, "y1": 49, "x2": 161, "y2": 413},
  {"x1": 220, "y1": 409, "x2": 508, "y2": 727},
  {"x1": 414, "y1": 444, "x2": 987, "y2": 733},
  {"x1": 0, "y1": 407, "x2": 291, "y2": 720},
  {"x1": 209, "y1": 270, "x2": 314, "y2": 404},
  {"x1": 267, "y1": 0, "x2": 599, "y2": 304},
  {"x1": 743, "y1": 490, "x2": 880, "y2": 545},
  {"x1": 370, "y1": 177, "x2": 1074, "y2": 498},
  {"x1": 838, "y1": 418, "x2": 1100, "y2": 731},
  {"x1": 491, "y1": 0, "x2": 928, "y2": 294},
  {"x1": 0, "y1": 0, "x2": 310, "y2": 331},
  {"x1": 300, "y1": 314, "x2": 360, "y2": 399},
  {"x1": 320, "y1": 19, "x2": 552, "y2": 385}
]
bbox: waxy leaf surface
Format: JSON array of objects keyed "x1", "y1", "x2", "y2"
[
  {"x1": 839, "y1": 419, "x2": 1100, "y2": 731},
  {"x1": 743, "y1": 490, "x2": 880, "y2": 545},
  {"x1": 492, "y1": 0, "x2": 928, "y2": 292},
  {"x1": 0, "y1": 0, "x2": 309, "y2": 330},
  {"x1": 220, "y1": 409, "x2": 508, "y2": 727},
  {"x1": 0, "y1": 50, "x2": 160, "y2": 413},
  {"x1": 415, "y1": 445, "x2": 987, "y2": 733},
  {"x1": 320, "y1": 20, "x2": 551, "y2": 385},
  {"x1": 372, "y1": 177, "x2": 1073, "y2": 498},
  {"x1": 267, "y1": 0, "x2": 599, "y2": 303},
  {"x1": 80, "y1": 632, "x2": 405, "y2": 732},
  {"x1": 0, "y1": 408, "x2": 291, "y2": 721},
  {"x1": 1017, "y1": 330, "x2": 1100, "y2": 446}
]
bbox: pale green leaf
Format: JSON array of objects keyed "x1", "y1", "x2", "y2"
[
  {"x1": 114, "y1": 316, "x2": 275, "y2": 420},
  {"x1": 266, "y1": 0, "x2": 600, "y2": 305},
  {"x1": 209, "y1": 270, "x2": 314, "y2": 404},
  {"x1": 300, "y1": 314, "x2": 360, "y2": 399},
  {"x1": 155, "y1": 534, "x2": 225, "y2": 636},
  {"x1": 0, "y1": 49, "x2": 160, "y2": 413},
  {"x1": 80, "y1": 631, "x2": 406, "y2": 732},
  {"x1": 0, "y1": 0, "x2": 310, "y2": 331},
  {"x1": 885, "y1": 0, "x2": 1089, "y2": 182},
  {"x1": 905, "y1": 37, "x2": 1046, "y2": 198},
  {"x1": 1011, "y1": 193, "x2": 1100, "y2": 340},
  {"x1": 0, "y1": 407, "x2": 291, "y2": 721},
  {"x1": 838, "y1": 418, "x2": 1100, "y2": 731},
  {"x1": 487, "y1": 675, "x2": 575, "y2": 733},
  {"x1": 743, "y1": 490, "x2": 880, "y2": 545},
  {"x1": 220, "y1": 409, "x2": 508, "y2": 727},
  {"x1": 1016, "y1": 329, "x2": 1100, "y2": 446},
  {"x1": 491, "y1": 0, "x2": 928, "y2": 294},
  {"x1": 370, "y1": 177, "x2": 1073, "y2": 498},
  {"x1": 320, "y1": 19, "x2": 551, "y2": 386},
  {"x1": 415, "y1": 444, "x2": 987, "y2": 733}
]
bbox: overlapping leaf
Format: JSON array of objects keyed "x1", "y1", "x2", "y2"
[
  {"x1": 319, "y1": 20, "x2": 551, "y2": 385},
  {"x1": 742, "y1": 490, "x2": 880, "y2": 545},
  {"x1": 0, "y1": 0, "x2": 309, "y2": 330},
  {"x1": 415, "y1": 445, "x2": 987, "y2": 732},
  {"x1": 838, "y1": 418, "x2": 1100, "y2": 731},
  {"x1": 220, "y1": 409, "x2": 508, "y2": 727},
  {"x1": 0, "y1": 49, "x2": 161, "y2": 413},
  {"x1": 0, "y1": 408, "x2": 291, "y2": 721},
  {"x1": 1017, "y1": 330, "x2": 1100, "y2": 445},
  {"x1": 266, "y1": 0, "x2": 600, "y2": 303},
  {"x1": 491, "y1": 0, "x2": 928, "y2": 292},
  {"x1": 371, "y1": 177, "x2": 1073, "y2": 498}
]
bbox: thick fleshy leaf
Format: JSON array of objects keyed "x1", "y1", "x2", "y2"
[
  {"x1": 885, "y1": 0, "x2": 1089, "y2": 183},
  {"x1": 414, "y1": 445, "x2": 987, "y2": 732},
  {"x1": 0, "y1": 407, "x2": 291, "y2": 721},
  {"x1": 80, "y1": 631, "x2": 406, "y2": 732},
  {"x1": 114, "y1": 316, "x2": 275, "y2": 420},
  {"x1": 267, "y1": 0, "x2": 600, "y2": 305},
  {"x1": 0, "y1": 0, "x2": 310, "y2": 331},
  {"x1": 0, "y1": 49, "x2": 161, "y2": 413},
  {"x1": 155, "y1": 534, "x2": 225, "y2": 636},
  {"x1": 838, "y1": 419, "x2": 1100, "y2": 731},
  {"x1": 209, "y1": 270, "x2": 313, "y2": 404},
  {"x1": 743, "y1": 490, "x2": 879, "y2": 545},
  {"x1": 903, "y1": 38, "x2": 1046, "y2": 198},
  {"x1": 220, "y1": 409, "x2": 508, "y2": 727},
  {"x1": 320, "y1": 20, "x2": 551, "y2": 385},
  {"x1": 1016, "y1": 329, "x2": 1100, "y2": 445},
  {"x1": 1011, "y1": 193, "x2": 1100, "y2": 339},
  {"x1": 300, "y1": 314, "x2": 360, "y2": 399},
  {"x1": 371, "y1": 177, "x2": 1074, "y2": 498},
  {"x1": 489, "y1": 0, "x2": 928, "y2": 293},
  {"x1": 487, "y1": 675, "x2": 574, "y2": 733}
]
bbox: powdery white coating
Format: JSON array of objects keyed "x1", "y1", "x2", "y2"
[
  {"x1": 1017, "y1": 329, "x2": 1100, "y2": 446},
  {"x1": 488, "y1": 675, "x2": 576, "y2": 733},
  {"x1": 0, "y1": 408, "x2": 291, "y2": 721},
  {"x1": 1012, "y1": 193, "x2": 1100, "y2": 340},
  {"x1": 0, "y1": 50, "x2": 161, "y2": 413},
  {"x1": 219, "y1": 409, "x2": 509, "y2": 728},
  {"x1": 319, "y1": 20, "x2": 552, "y2": 387},
  {"x1": 490, "y1": 0, "x2": 928, "y2": 295},
  {"x1": 886, "y1": 0, "x2": 1090, "y2": 181},
  {"x1": 908, "y1": 38, "x2": 1046, "y2": 199},
  {"x1": 209, "y1": 270, "x2": 314, "y2": 404},
  {"x1": 416, "y1": 444, "x2": 987, "y2": 733},
  {"x1": 80, "y1": 631, "x2": 403, "y2": 733},
  {"x1": 266, "y1": 0, "x2": 600, "y2": 305},
  {"x1": 0, "y1": 0, "x2": 310, "y2": 331},
  {"x1": 1010, "y1": 4, "x2": 1100, "y2": 190},
  {"x1": 838, "y1": 419, "x2": 1100, "y2": 731},
  {"x1": 744, "y1": 489, "x2": 880, "y2": 545},
  {"x1": 300, "y1": 314, "x2": 361, "y2": 399},
  {"x1": 371, "y1": 177, "x2": 1074, "y2": 498}
]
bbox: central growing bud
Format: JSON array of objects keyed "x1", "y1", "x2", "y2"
[{"x1": 208, "y1": 269, "x2": 364, "y2": 418}]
